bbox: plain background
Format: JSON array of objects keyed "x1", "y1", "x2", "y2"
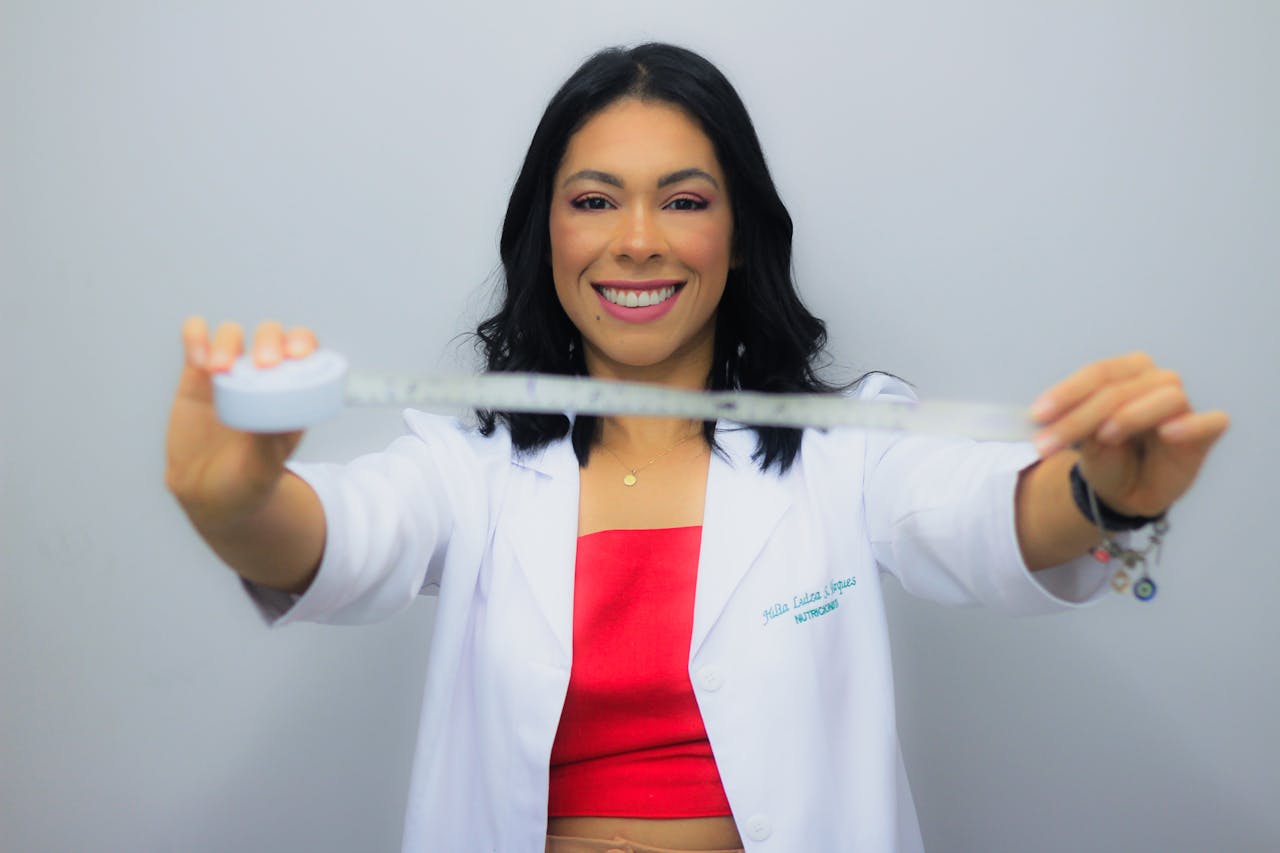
[{"x1": 3, "y1": 1, "x2": 1276, "y2": 851}]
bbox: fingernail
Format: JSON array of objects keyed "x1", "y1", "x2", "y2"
[
  {"x1": 285, "y1": 336, "x2": 308, "y2": 358},
  {"x1": 1097, "y1": 421, "x2": 1121, "y2": 444},
  {"x1": 191, "y1": 343, "x2": 209, "y2": 368},
  {"x1": 1029, "y1": 396, "x2": 1055, "y2": 421},
  {"x1": 1034, "y1": 431, "x2": 1061, "y2": 457},
  {"x1": 255, "y1": 343, "x2": 281, "y2": 366}
]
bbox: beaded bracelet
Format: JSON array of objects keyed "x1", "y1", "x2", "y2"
[{"x1": 1069, "y1": 463, "x2": 1169, "y2": 602}]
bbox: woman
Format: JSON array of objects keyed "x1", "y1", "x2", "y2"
[{"x1": 167, "y1": 44, "x2": 1228, "y2": 852}]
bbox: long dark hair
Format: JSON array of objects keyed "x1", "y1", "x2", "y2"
[{"x1": 476, "y1": 42, "x2": 843, "y2": 473}]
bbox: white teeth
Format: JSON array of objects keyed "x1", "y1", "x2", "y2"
[{"x1": 601, "y1": 286, "x2": 676, "y2": 308}]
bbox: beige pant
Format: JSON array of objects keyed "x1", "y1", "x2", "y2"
[{"x1": 545, "y1": 835, "x2": 744, "y2": 853}]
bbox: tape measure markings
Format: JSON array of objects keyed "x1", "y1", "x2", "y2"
[
  {"x1": 212, "y1": 353, "x2": 1037, "y2": 440},
  {"x1": 345, "y1": 370, "x2": 1037, "y2": 441}
]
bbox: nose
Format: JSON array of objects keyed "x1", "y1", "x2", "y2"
[{"x1": 612, "y1": 205, "x2": 666, "y2": 263}]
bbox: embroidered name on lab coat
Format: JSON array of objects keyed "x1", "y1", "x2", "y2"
[{"x1": 762, "y1": 575, "x2": 857, "y2": 626}]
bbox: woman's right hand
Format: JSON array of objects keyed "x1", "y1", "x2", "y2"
[{"x1": 165, "y1": 317, "x2": 319, "y2": 532}]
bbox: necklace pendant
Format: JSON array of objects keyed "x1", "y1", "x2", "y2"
[{"x1": 623, "y1": 472, "x2": 638, "y2": 487}]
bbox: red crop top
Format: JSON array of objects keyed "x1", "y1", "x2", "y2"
[{"x1": 548, "y1": 526, "x2": 733, "y2": 818}]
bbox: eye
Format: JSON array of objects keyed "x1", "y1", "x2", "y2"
[
  {"x1": 665, "y1": 196, "x2": 710, "y2": 211},
  {"x1": 570, "y1": 194, "x2": 613, "y2": 211}
]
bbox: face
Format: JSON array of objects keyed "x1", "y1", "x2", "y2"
[{"x1": 549, "y1": 98, "x2": 733, "y2": 385}]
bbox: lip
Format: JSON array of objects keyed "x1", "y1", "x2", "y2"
[
  {"x1": 591, "y1": 279, "x2": 685, "y2": 324},
  {"x1": 592, "y1": 279, "x2": 684, "y2": 290}
]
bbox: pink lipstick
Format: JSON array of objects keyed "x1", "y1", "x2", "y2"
[{"x1": 592, "y1": 280, "x2": 684, "y2": 324}]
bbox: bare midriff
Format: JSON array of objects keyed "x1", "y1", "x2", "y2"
[{"x1": 546, "y1": 816, "x2": 743, "y2": 850}]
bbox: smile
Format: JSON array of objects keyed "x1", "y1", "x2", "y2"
[
  {"x1": 597, "y1": 285, "x2": 679, "y2": 308},
  {"x1": 590, "y1": 280, "x2": 686, "y2": 324}
]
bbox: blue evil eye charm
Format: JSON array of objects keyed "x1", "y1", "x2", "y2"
[{"x1": 1134, "y1": 578, "x2": 1157, "y2": 602}]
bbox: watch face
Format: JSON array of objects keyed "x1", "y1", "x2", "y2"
[{"x1": 1134, "y1": 578, "x2": 1157, "y2": 602}]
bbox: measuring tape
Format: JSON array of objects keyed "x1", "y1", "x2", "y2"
[{"x1": 212, "y1": 351, "x2": 1037, "y2": 441}]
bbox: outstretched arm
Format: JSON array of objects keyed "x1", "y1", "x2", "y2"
[
  {"x1": 1015, "y1": 352, "x2": 1229, "y2": 571},
  {"x1": 166, "y1": 317, "x2": 326, "y2": 593}
]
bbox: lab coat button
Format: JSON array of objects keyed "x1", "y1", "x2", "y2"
[
  {"x1": 697, "y1": 666, "x2": 724, "y2": 691},
  {"x1": 744, "y1": 814, "x2": 772, "y2": 841}
]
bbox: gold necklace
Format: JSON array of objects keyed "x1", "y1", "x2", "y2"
[{"x1": 599, "y1": 430, "x2": 701, "y2": 487}]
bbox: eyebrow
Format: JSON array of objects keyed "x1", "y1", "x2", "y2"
[{"x1": 560, "y1": 167, "x2": 721, "y2": 190}]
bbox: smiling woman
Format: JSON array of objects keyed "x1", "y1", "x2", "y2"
[
  {"x1": 166, "y1": 41, "x2": 1228, "y2": 853},
  {"x1": 476, "y1": 44, "x2": 842, "y2": 476},
  {"x1": 549, "y1": 99, "x2": 732, "y2": 386}
]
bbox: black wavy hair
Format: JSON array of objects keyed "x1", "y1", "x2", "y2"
[{"x1": 476, "y1": 42, "x2": 844, "y2": 473}]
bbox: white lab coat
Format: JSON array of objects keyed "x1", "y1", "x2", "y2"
[{"x1": 246, "y1": 374, "x2": 1112, "y2": 852}]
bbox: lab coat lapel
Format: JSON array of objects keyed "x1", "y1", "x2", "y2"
[
  {"x1": 505, "y1": 435, "x2": 580, "y2": 662},
  {"x1": 691, "y1": 424, "x2": 792, "y2": 657}
]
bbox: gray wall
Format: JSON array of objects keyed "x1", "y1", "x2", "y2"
[{"x1": 3, "y1": 1, "x2": 1276, "y2": 851}]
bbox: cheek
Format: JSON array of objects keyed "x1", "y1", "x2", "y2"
[
  {"x1": 672, "y1": 217, "x2": 734, "y2": 273},
  {"x1": 549, "y1": 214, "x2": 600, "y2": 274},
  {"x1": 548, "y1": 216, "x2": 600, "y2": 320}
]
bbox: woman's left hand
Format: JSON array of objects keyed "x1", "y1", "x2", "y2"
[{"x1": 1029, "y1": 352, "x2": 1230, "y2": 517}]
